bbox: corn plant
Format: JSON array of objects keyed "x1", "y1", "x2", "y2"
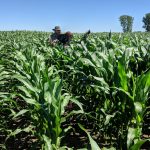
[{"x1": 5, "y1": 49, "x2": 84, "y2": 149}]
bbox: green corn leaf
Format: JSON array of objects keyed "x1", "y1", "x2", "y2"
[
  {"x1": 79, "y1": 58, "x2": 96, "y2": 67},
  {"x1": 127, "y1": 127, "x2": 138, "y2": 149},
  {"x1": 19, "y1": 94, "x2": 40, "y2": 106},
  {"x1": 129, "y1": 139, "x2": 149, "y2": 150},
  {"x1": 102, "y1": 147, "x2": 116, "y2": 150},
  {"x1": 8, "y1": 126, "x2": 33, "y2": 138},
  {"x1": 18, "y1": 86, "x2": 32, "y2": 98},
  {"x1": 13, "y1": 75, "x2": 39, "y2": 93},
  {"x1": 118, "y1": 61, "x2": 128, "y2": 91},
  {"x1": 61, "y1": 95, "x2": 70, "y2": 115},
  {"x1": 43, "y1": 135, "x2": 53, "y2": 150},
  {"x1": 12, "y1": 109, "x2": 29, "y2": 120},
  {"x1": 65, "y1": 110, "x2": 84, "y2": 119},
  {"x1": 111, "y1": 87, "x2": 133, "y2": 100},
  {"x1": 78, "y1": 124, "x2": 101, "y2": 150},
  {"x1": 134, "y1": 102, "x2": 143, "y2": 114},
  {"x1": 70, "y1": 98, "x2": 84, "y2": 112}
]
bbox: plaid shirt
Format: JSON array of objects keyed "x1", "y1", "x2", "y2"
[{"x1": 49, "y1": 33, "x2": 59, "y2": 42}]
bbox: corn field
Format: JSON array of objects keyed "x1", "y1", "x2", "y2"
[{"x1": 0, "y1": 31, "x2": 150, "y2": 150}]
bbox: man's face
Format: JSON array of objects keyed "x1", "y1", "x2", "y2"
[{"x1": 55, "y1": 30, "x2": 61, "y2": 34}]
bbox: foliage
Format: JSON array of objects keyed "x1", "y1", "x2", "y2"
[
  {"x1": 143, "y1": 13, "x2": 150, "y2": 32},
  {"x1": 0, "y1": 31, "x2": 150, "y2": 150},
  {"x1": 119, "y1": 15, "x2": 134, "y2": 32}
]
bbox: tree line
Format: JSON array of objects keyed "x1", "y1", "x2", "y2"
[{"x1": 119, "y1": 13, "x2": 150, "y2": 32}]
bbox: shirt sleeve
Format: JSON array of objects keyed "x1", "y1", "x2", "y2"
[
  {"x1": 49, "y1": 34, "x2": 56, "y2": 43},
  {"x1": 51, "y1": 34, "x2": 58, "y2": 41}
]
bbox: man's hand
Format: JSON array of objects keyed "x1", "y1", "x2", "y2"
[
  {"x1": 53, "y1": 39, "x2": 59, "y2": 43},
  {"x1": 49, "y1": 39, "x2": 59, "y2": 46}
]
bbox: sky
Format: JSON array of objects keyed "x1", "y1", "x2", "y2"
[{"x1": 0, "y1": 0, "x2": 150, "y2": 32}]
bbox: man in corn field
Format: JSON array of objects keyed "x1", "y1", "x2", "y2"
[
  {"x1": 49, "y1": 26, "x2": 61, "y2": 46},
  {"x1": 49, "y1": 26, "x2": 90, "y2": 47},
  {"x1": 49, "y1": 26, "x2": 73, "y2": 47}
]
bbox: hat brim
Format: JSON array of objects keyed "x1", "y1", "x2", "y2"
[{"x1": 53, "y1": 29, "x2": 61, "y2": 31}]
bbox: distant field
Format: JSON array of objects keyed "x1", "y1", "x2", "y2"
[{"x1": 0, "y1": 31, "x2": 150, "y2": 150}]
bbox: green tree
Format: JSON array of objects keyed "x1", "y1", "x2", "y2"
[
  {"x1": 119, "y1": 15, "x2": 134, "y2": 32},
  {"x1": 143, "y1": 13, "x2": 150, "y2": 32}
]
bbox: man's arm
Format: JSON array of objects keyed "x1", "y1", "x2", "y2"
[{"x1": 81, "y1": 30, "x2": 91, "y2": 41}]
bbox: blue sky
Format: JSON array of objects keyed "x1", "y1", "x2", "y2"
[{"x1": 0, "y1": 0, "x2": 150, "y2": 32}]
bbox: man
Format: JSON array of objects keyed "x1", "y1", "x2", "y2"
[
  {"x1": 49, "y1": 27, "x2": 90, "y2": 47},
  {"x1": 49, "y1": 26, "x2": 61, "y2": 46}
]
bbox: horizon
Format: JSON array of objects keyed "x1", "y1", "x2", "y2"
[{"x1": 0, "y1": 29, "x2": 146, "y2": 33}]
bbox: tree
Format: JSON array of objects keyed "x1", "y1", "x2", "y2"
[
  {"x1": 143, "y1": 13, "x2": 150, "y2": 32},
  {"x1": 119, "y1": 15, "x2": 134, "y2": 32}
]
